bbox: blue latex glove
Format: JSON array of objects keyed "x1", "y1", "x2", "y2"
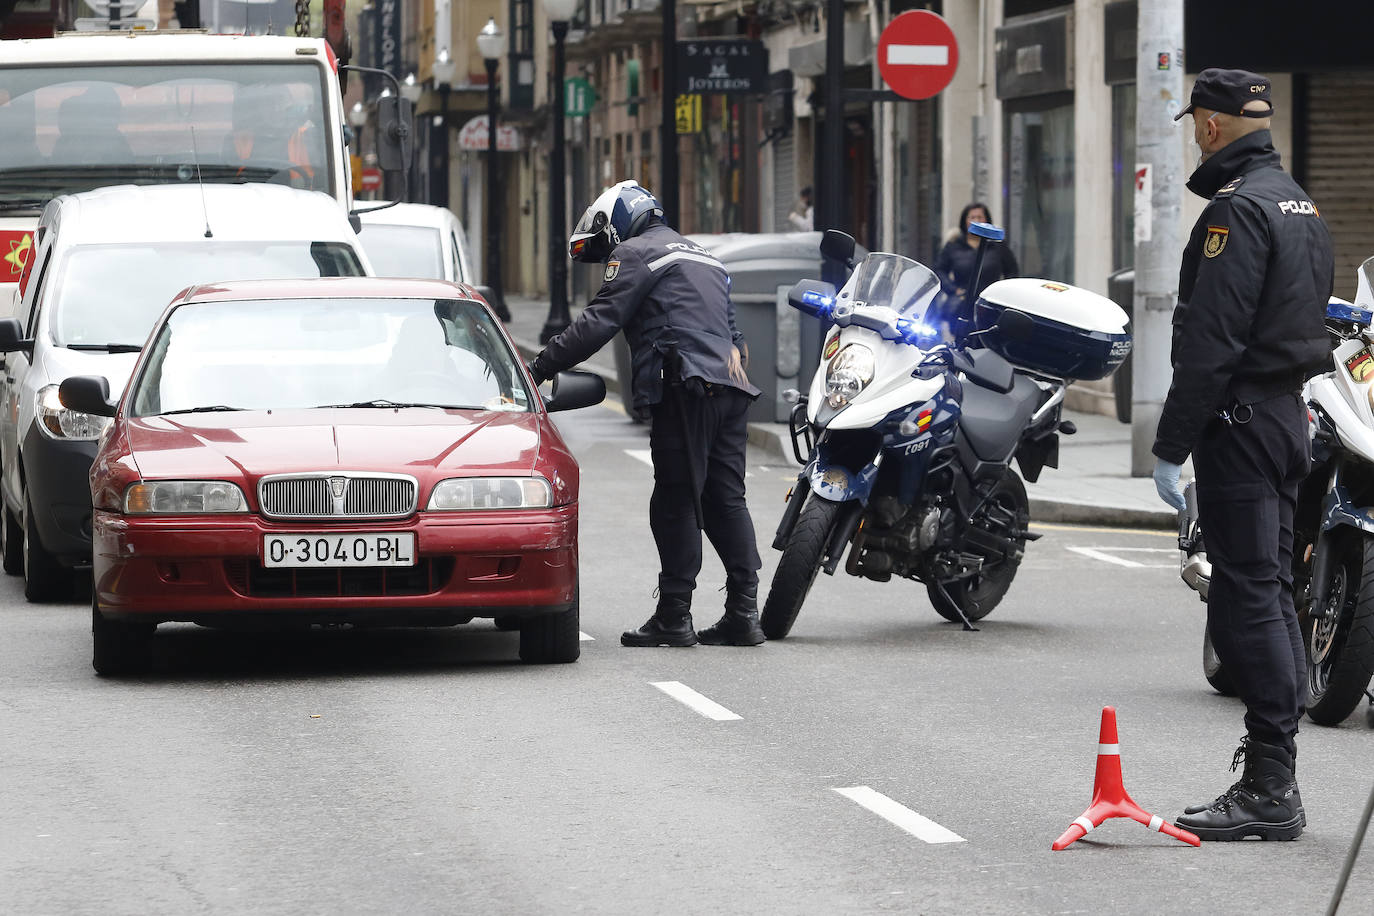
[{"x1": 1153, "y1": 459, "x2": 1186, "y2": 511}]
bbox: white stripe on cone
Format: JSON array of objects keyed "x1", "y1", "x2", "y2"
[
  {"x1": 1098, "y1": 743, "x2": 1121, "y2": 755},
  {"x1": 1073, "y1": 816, "x2": 1095, "y2": 834}
]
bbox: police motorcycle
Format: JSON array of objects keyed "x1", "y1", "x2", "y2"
[
  {"x1": 761, "y1": 226, "x2": 1131, "y2": 638},
  {"x1": 1178, "y1": 268, "x2": 1374, "y2": 728}
]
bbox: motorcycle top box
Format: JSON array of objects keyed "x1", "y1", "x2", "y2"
[{"x1": 974, "y1": 278, "x2": 1131, "y2": 381}]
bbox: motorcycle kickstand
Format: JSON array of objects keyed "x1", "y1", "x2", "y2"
[{"x1": 932, "y1": 580, "x2": 980, "y2": 632}]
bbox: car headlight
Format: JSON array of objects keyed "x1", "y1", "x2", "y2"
[
  {"x1": 824, "y1": 344, "x2": 875, "y2": 409},
  {"x1": 124, "y1": 481, "x2": 248, "y2": 514},
  {"x1": 427, "y1": 476, "x2": 552, "y2": 510},
  {"x1": 37, "y1": 384, "x2": 110, "y2": 440}
]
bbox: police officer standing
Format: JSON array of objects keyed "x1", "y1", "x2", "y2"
[
  {"x1": 1153, "y1": 70, "x2": 1333, "y2": 841},
  {"x1": 530, "y1": 180, "x2": 766, "y2": 648}
]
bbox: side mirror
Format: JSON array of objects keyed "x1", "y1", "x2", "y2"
[
  {"x1": 787, "y1": 279, "x2": 838, "y2": 317},
  {"x1": 995, "y1": 308, "x2": 1037, "y2": 342},
  {"x1": 58, "y1": 375, "x2": 116, "y2": 417},
  {"x1": 0, "y1": 317, "x2": 32, "y2": 355},
  {"x1": 819, "y1": 229, "x2": 857, "y2": 266},
  {"x1": 543, "y1": 370, "x2": 606, "y2": 412},
  {"x1": 375, "y1": 96, "x2": 414, "y2": 173}
]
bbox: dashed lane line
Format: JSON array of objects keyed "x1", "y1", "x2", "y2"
[
  {"x1": 1067, "y1": 545, "x2": 1177, "y2": 569},
  {"x1": 579, "y1": 632, "x2": 595, "y2": 641},
  {"x1": 626, "y1": 449, "x2": 654, "y2": 468},
  {"x1": 649, "y1": 681, "x2": 742, "y2": 721},
  {"x1": 832, "y1": 786, "x2": 966, "y2": 844}
]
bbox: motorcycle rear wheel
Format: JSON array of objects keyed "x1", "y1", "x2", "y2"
[
  {"x1": 1202, "y1": 625, "x2": 1237, "y2": 696},
  {"x1": 1305, "y1": 530, "x2": 1374, "y2": 726},
  {"x1": 928, "y1": 471, "x2": 1028, "y2": 623},
  {"x1": 760, "y1": 495, "x2": 842, "y2": 640}
]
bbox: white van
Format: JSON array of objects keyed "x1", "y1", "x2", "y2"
[{"x1": 0, "y1": 183, "x2": 372, "y2": 601}]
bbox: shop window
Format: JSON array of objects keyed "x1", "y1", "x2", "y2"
[
  {"x1": 1004, "y1": 92, "x2": 1074, "y2": 282},
  {"x1": 1111, "y1": 83, "x2": 1135, "y2": 271}
]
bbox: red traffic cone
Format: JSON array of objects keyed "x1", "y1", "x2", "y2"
[{"x1": 1051, "y1": 706, "x2": 1201, "y2": 850}]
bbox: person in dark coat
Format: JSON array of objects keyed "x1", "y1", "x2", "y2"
[{"x1": 933, "y1": 202, "x2": 1019, "y2": 313}]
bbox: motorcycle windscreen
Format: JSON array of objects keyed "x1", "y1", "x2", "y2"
[
  {"x1": 841, "y1": 253, "x2": 941, "y2": 322},
  {"x1": 1356, "y1": 256, "x2": 1374, "y2": 312}
]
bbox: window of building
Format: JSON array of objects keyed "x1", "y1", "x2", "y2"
[
  {"x1": 1004, "y1": 92, "x2": 1074, "y2": 282},
  {"x1": 1111, "y1": 83, "x2": 1135, "y2": 272}
]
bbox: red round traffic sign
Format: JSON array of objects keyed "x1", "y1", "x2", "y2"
[{"x1": 878, "y1": 10, "x2": 959, "y2": 101}]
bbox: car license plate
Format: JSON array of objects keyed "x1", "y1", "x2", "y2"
[{"x1": 263, "y1": 533, "x2": 416, "y2": 568}]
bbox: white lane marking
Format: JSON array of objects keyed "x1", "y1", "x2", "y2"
[
  {"x1": 626, "y1": 449, "x2": 654, "y2": 468},
  {"x1": 1067, "y1": 546, "x2": 1143, "y2": 568},
  {"x1": 887, "y1": 44, "x2": 950, "y2": 66},
  {"x1": 650, "y1": 681, "x2": 742, "y2": 721},
  {"x1": 1067, "y1": 546, "x2": 1177, "y2": 569},
  {"x1": 832, "y1": 786, "x2": 966, "y2": 844},
  {"x1": 579, "y1": 631, "x2": 595, "y2": 641}
]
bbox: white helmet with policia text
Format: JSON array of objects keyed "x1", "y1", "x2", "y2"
[{"x1": 568, "y1": 179, "x2": 663, "y2": 263}]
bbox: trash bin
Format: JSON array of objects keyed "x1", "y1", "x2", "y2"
[{"x1": 1108, "y1": 268, "x2": 1135, "y2": 424}]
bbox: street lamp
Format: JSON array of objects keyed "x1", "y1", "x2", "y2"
[
  {"x1": 400, "y1": 73, "x2": 423, "y2": 201},
  {"x1": 539, "y1": 0, "x2": 578, "y2": 344},
  {"x1": 477, "y1": 17, "x2": 509, "y2": 320},
  {"x1": 432, "y1": 48, "x2": 456, "y2": 210}
]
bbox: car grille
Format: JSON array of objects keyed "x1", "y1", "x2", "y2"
[
  {"x1": 258, "y1": 473, "x2": 417, "y2": 519},
  {"x1": 224, "y1": 557, "x2": 454, "y2": 598}
]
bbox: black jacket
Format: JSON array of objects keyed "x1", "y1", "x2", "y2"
[
  {"x1": 534, "y1": 219, "x2": 760, "y2": 409},
  {"x1": 1152, "y1": 130, "x2": 1334, "y2": 465},
  {"x1": 934, "y1": 236, "x2": 1019, "y2": 302}
]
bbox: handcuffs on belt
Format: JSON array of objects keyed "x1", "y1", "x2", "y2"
[{"x1": 1218, "y1": 403, "x2": 1254, "y2": 426}]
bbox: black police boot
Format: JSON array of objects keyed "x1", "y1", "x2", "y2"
[
  {"x1": 1184, "y1": 743, "x2": 1300, "y2": 815},
  {"x1": 1177, "y1": 738, "x2": 1305, "y2": 841},
  {"x1": 621, "y1": 593, "x2": 698, "y2": 647},
  {"x1": 697, "y1": 583, "x2": 765, "y2": 647}
]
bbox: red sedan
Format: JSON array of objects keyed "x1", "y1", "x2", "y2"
[{"x1": 59, "y1": 278, "x2": 604, "y2": 674}]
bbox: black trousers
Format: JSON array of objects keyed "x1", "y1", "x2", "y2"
[
  {"x1": 1193, "y1": 392, "x2": 1310, "y2": 754},
  {"x1": 648, "y1": 385, "x2": 761, "y2": 597}
]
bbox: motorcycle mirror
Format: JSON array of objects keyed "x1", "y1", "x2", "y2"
[
  {"x1": 995, "y1": 308, "x2": 1037, "y2": 342},
  {"x1": 819, "y1": 229, "x2": 857, "y2": 267}
]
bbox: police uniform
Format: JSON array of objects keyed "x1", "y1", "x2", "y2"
[
  {"x1": 532, "y1": 217, "x2": 765, "y2": 645},
  {"x1": 1156, "y1": 69, "x2": 1333, "y2": 841}
]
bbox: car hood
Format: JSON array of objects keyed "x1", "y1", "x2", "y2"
[{"x1": 124, "y1": 408, "x2": 542, "y2": 480}]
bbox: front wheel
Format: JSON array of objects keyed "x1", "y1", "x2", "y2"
[
  {"x1": 928, "y1": 470, "x2": 1028, "y2": 623},
  {"x1": 24, "y1": 492, "x2": 70, "y2": 603},
  {"x1": 92, "y1": 598, "x2": 155, "y2": 677},
  {"x1": 761, "y1": 495, "x2": 843, "y2": 640},
  {"x1": 1304, "y1": 531, "x2": 1374, "y2": 725},
  {"x1": 519, "y1": 585, "x2": 580, "y2": 664},
  {"x1": 1202, "y1": 625, "x2": 1236, "y2": 696}
]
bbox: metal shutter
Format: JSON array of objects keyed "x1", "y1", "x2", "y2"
[
  {"x1": 773, "y1": 132, "x2": 795, "y2": 232},
  {"x1": 1305, "y1": 73, "x2": 1374, "y2": 300}
]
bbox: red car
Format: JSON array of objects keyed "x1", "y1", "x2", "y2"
[{"x1": 60, "y1": 278, "x2": 604, "y2": 675}]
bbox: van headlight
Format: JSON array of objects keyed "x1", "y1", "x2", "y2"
[
  {"x1": 825, "y1": 344, "x2": 875, "y2": 409},
  {"x1": 428, "y1": 477, "x2": 552, "y2": 510},
  {"x1": 37, "y1": 384, "x2": 111, "y2": 440}
]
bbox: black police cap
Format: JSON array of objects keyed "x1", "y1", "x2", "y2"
[{"x1": 1174, "y1": 68, "x2": 1274, "y2": 121}]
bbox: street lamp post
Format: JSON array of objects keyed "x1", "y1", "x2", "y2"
[
  {"x1": 432, "y1": 48, "x2": 456, "y2": 209},
  {"x1": 477, "y1": 18, "x2": 509, "y2": 320},
  {"x1": 540, "y1": 0, "x2": 577, "y2": 344},
  {"x1": 400, "y1": 72, "x2": 423, "y2": 202}
]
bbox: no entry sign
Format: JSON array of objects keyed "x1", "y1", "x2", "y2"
[{"x1": 878, "y1": 10, "x2": 959, "y2": 100}]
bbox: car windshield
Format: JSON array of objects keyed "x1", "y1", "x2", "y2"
[
  {"x1": 840, "y1": 253, "x2": 941, "y2": 321},
  {"x1": 129, "y1": 297, "x2": 532, "y2": 416},
  {"x1": 49, "y1": 241, "x2": 365, "y2": 347},
  {"x1": 357, "y1": 223, "x2": 444, "y2": 280},
  {"x1": 0, "y1": 63, "x2": 331, "y2": 209}
]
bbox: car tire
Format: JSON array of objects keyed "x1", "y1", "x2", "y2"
[
  {"x1": 91, "y1": 598, "x2": 155, "y2": 677},
  {"x1": 23, "y1": 492, "x2": 70, "y2": 602},
  {"x1": 519, "y1": 587, "x2": 580, "y2": 664},
  {"x1": 1, "y1": 505, "x2": 22, "y2": 576}
]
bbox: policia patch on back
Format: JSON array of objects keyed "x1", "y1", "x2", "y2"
[
  {"x1": 604, "y1": 259, "x2": 621, "y2": 281},
  {"x1": 1203, "y1": 225, "x2": 1229, "y2": 258}
]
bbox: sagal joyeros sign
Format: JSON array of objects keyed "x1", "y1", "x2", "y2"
[{"x1": 676, "y1": 40, "x2": 768, "y2": 95}]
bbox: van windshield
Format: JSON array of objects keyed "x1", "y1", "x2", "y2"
[
  {"x1": 48, "y1": 240, "x2": 364, "y2": 348},
  {"x1": 0, "y1": 62, "x2": 332, "y2": 209}
]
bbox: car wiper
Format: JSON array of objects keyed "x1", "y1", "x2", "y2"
[
  {"x1": 64, "y1": 343, "x2": 143, "y2": 353},
  {"x1": 317, "y1": 400, "x2": 448, "y2": 409},
  {"x1": 160, "y1": 405, "x2": 246, "y2": 415}
]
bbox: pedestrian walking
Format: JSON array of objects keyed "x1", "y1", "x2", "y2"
[
  {"x1": 934, "y1": 201, "x2": 1019, "y2": 307},
  {"x1": 1153, "y1": 69, "x2": 1334, "y2": 841},
  {"x1": 530, "y1": 180, "x2": 765, "y2": 647},
  {"x1": 788, "y1": 186, "x2": 814, "y2": 232}
]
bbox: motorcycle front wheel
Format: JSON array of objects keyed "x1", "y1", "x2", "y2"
[
  {"x1": 761, "y1": 495, "x2": 843, "y2": 640},
  {"x1": 927, "y1": 470, "x2": 1028, "y2": 623},
  {"x1": 1305, "y1": 529, "x2": 1374, "y2": 725},
  {"x1": 1202, "y1": 625, "x2": 1237, "y2": 696}
]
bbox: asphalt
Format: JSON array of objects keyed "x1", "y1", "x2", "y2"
[{"x1": 503, "y1": 293, "x2": 1182, "y2": 530}]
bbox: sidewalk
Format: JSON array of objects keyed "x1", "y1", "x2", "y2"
[{"x1": 502, "y1": 294, "x2": 1178, "y2": 529}]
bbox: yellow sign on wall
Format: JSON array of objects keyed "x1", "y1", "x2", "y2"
[{"x1": 675, "y1": 94, "x2": 702, "y2": 134}]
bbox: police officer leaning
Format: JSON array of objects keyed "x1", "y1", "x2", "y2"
[
  {"x1": 1153, "y1": 69, "x2": 1333, "y2": 841},
  {"x1": 530, "y1": 180, "x2": 766, "y2": 648}
]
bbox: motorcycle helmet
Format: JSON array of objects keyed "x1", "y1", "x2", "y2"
[{"x1": 568, "y1": 179, "x2": 663, "y2": 263}]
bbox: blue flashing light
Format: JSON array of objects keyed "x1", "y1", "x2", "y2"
[
  {"x1": 801, "y1": 290, "x2": 835, "y2": 316},
  {"x1": 1327, "y1": 298, "x2": 1373, "y2": 327},
  {"x1": 895, "y1": 317, "x2": 940, "y2": 349},
  {"x1": 967, "y1": 221, "x2": 1006, "y2": 242}
]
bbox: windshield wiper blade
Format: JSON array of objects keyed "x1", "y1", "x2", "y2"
[
  {"x1": 65, "y1": 343, "x2": 143, "y2": 353},
  {"x1": 317, "y1": 400, "x2": 447, "y2": 409},
  {"x1": 161, "y1": 405, "x2": 246, "y2": 415}
]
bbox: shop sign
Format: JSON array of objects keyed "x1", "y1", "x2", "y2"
[
  {"x1": 675, "y1": 94, "x2": 702, "y2": 134},
  {"x1": 676, "y1": 40, "x2": 768, "y2": 95},
  {"x1": 456, "y1": 115, "x2": 523, "y2": 151},
  {"x1": 565, "y1": 77, "x2": 595, "y2": 118}
]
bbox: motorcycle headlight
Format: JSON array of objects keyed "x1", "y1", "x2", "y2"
[
  {"x1": 427, "y1": 476, "x2": 552, "y2": 510},
  {"x1": 824, "y1": 344, "x2": 875, "y2": 409},
  {"x1": 37, "y1": 384, "x2": 110, "y2": 440},
  {"x1": 124, "y1": 480, "x2": 248, "y2": 515}
]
